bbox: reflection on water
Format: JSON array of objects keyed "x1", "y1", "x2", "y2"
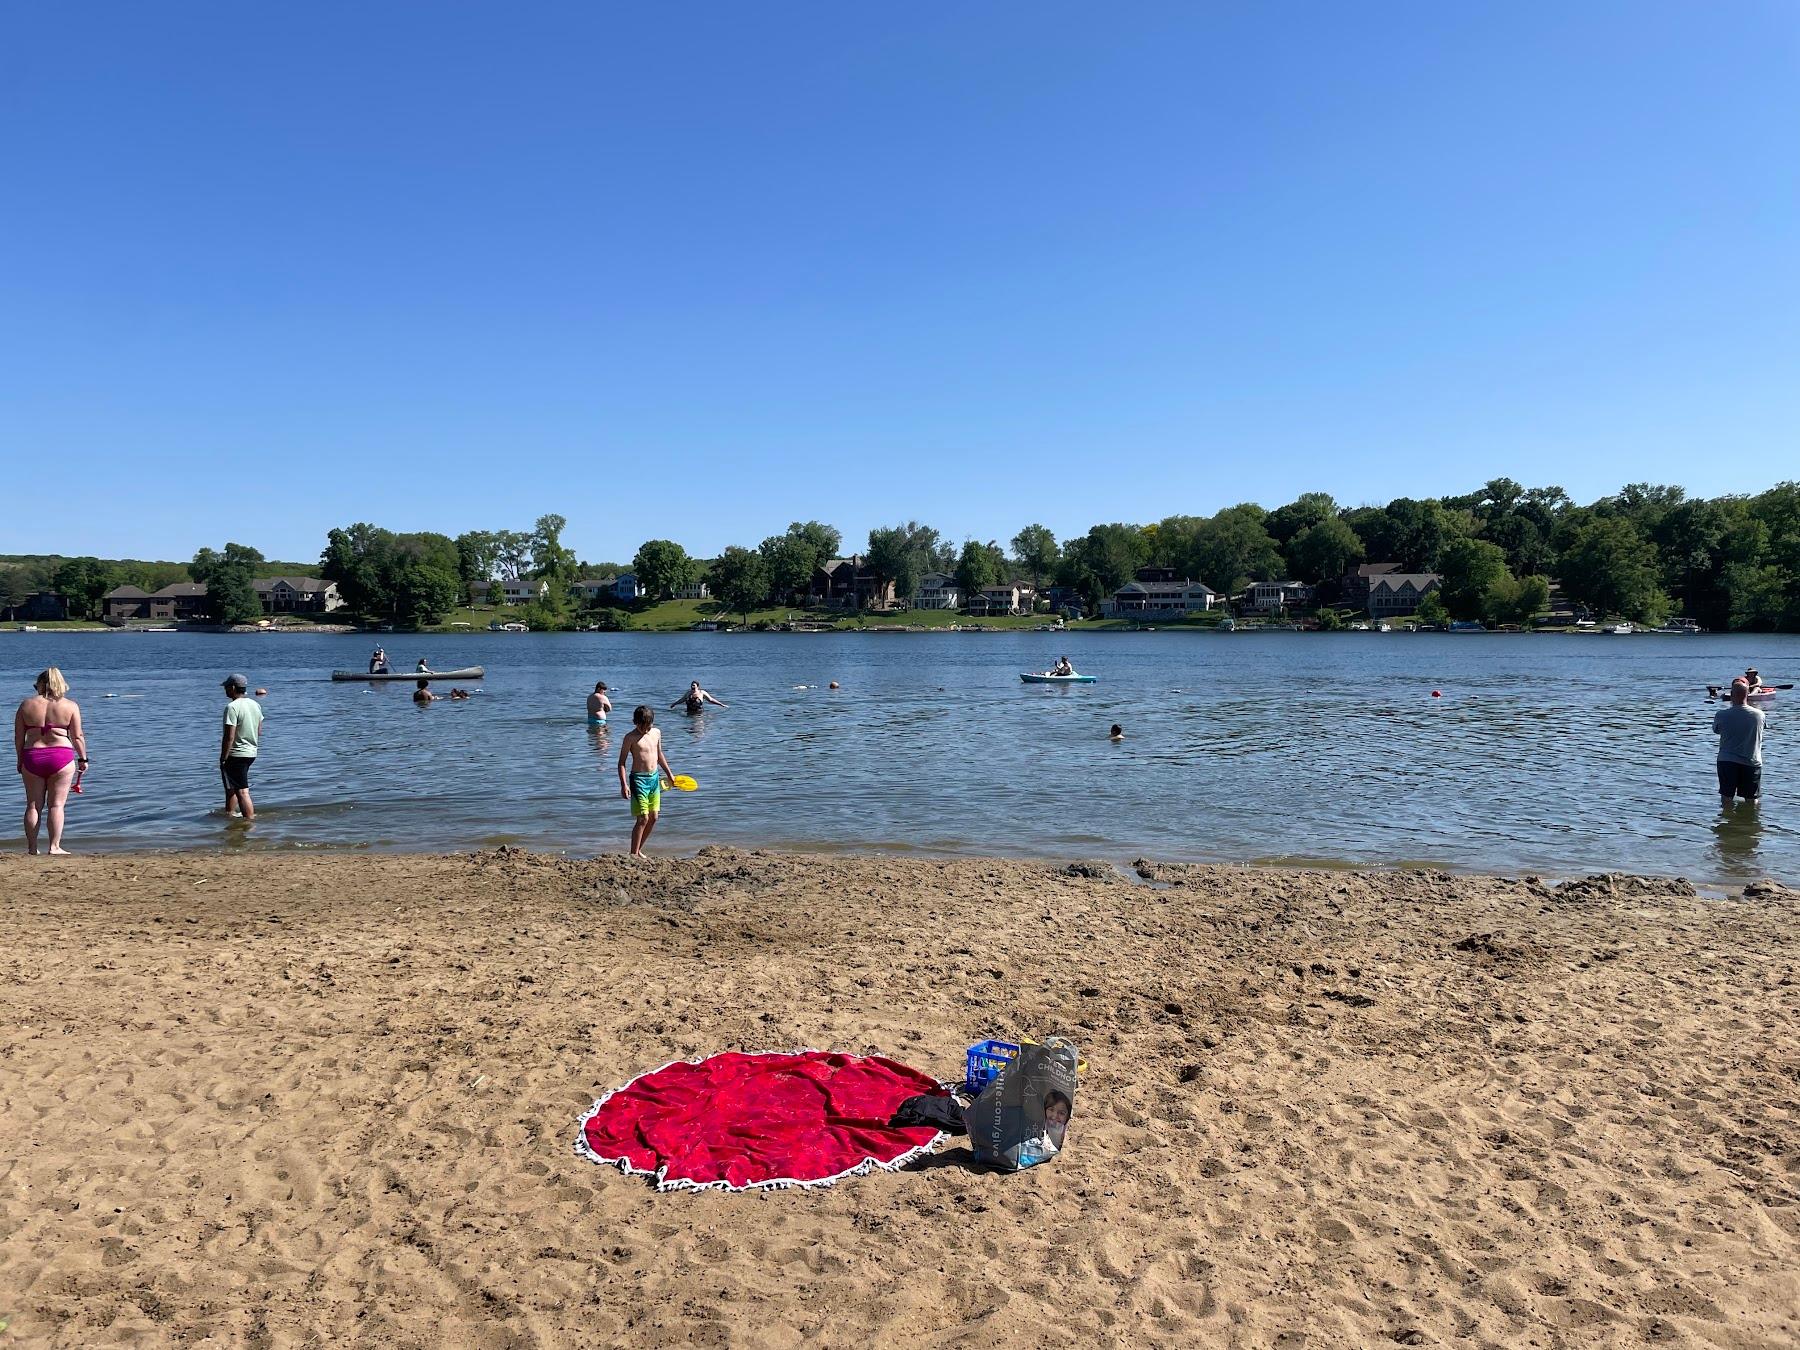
[
  {"x1": 1711, "y1": 803, "x2": 1764, "y2": 878},
  {"x1": 5, "y1": 629, "x2": 1796, "y2": 882}
]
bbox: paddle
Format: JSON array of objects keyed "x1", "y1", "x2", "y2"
[{"x1": 669, "y1": 774, "x2": 698, "y2": 792}]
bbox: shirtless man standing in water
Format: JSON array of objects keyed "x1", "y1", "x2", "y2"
[{"x1": 617, "y1": 705, "x2": 678, "y2": 856}]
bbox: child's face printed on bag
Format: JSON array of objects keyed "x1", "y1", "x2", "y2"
[{"x1": 1044, "y1": 1094, "x2": 1071, "y2": 1129}]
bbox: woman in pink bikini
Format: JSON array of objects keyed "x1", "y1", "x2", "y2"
[{"x1": 13, "y1": 667, "x2": 87, "y2": 855}]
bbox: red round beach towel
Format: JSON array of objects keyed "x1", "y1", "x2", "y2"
[{"x1": 576, "y1": 1050, "x2": 945, "y2": 1191}]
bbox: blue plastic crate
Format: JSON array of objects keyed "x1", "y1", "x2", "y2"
[{"x1": 964, "y1": 1039, "x2": 1020, "y2": 1094}]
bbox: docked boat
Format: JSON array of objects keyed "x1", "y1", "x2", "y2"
[
  {"x1": 332, "y1": 666, "x2": 485, "y2": 682},
  {"x1": 1608, "y1": 622, "x2": 1634, "y2": 635},
  {"x1": 1020, "y1": 671, "x2": 1098, "y2": 684}
]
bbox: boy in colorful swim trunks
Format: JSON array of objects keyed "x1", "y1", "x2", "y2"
[{"x1": 617, "y1": 705, "x2": 677, "y2": 857}]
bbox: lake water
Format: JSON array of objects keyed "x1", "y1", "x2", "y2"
[{"x1": 6, "y1": 630, "x2": 1796, "y2": 883}]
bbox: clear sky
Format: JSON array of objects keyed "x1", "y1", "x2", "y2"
[{"x1": 3, "y1": 2, "x2": 1796, "y2": 566}]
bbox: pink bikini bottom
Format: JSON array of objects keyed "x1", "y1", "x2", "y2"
[{"x1": 20, "y1": 745, "x2": 76, "y2": 780}]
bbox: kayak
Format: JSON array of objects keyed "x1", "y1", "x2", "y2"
[
  {"x1": 332, "y1": 666, "x2": 485, "y2": 682},
  {"x1": 1021, "y1": 672, "x2": 1097, "y2": 684}
]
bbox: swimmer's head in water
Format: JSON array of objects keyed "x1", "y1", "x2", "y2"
[
  {"x1": 634, "y1": 704, "x2": 655, "y2": 729},
  {"x1": 1110, "y1": 724, "x2": 1123, "y2": 738}
]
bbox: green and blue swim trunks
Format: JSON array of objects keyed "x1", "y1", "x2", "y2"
[{"x1": 629, "y1": 771, "x2": 663, "y2": 817}]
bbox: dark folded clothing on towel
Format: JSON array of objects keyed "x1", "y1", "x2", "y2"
[{"x1": 891, "y1": 1093, "x2": 969, "y2": 1134}]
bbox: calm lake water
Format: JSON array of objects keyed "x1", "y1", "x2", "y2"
[{"x1": 6, "y1": 630, "x2": 1795, "y2": 883}]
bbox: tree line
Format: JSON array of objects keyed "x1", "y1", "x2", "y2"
[{"x1": 7, "y1": 477, "x2": 1797, "y2": 630}]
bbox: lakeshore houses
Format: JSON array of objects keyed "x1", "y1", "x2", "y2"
[
  {"x1": 912, "y1": 572, "x2": 961, "y2": 610},
  {"x1": 1100, "y1": 568, "x2": 1217, "y2": 619},
  {"x1": 965, "y1": 582, "x2": 1037, "y2": 617},
  {"x1": 254, "y1": 577, "x2": 344, "y2": 614},
  {"x1": 1241, "y1": 580, "x2": 1316, "y2": 614},
  {"x1": 2, "y1": 591, "x2": 70, "y2": 623},
  {"x1": 1340, "y1": 562, "x2": 1442, "y2": 619},
  {"x1": 102, "y1": 578, "x2": 344, "y2": 622},
  {"x1": 673, "y1": 578, "x2": 710, "y2": 600},
  {"x1": 809, "y1": 556, "x2": 897, "y2": 610}
]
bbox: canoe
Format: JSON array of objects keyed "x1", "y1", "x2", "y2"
[
  {"x1": 1020, "y1": 672, "x2": 1097, "y2": 684},
  {"x1": 332, "y1": 666, "x2": 485, "y2": 682}
]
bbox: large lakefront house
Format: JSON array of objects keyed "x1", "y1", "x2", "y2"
[
  {"x1": 102, "y1": 578, "x2": 344, "y2": 622},
  {"x1": 809, "y1": 556, "x2": 897, "y2": 610},
  {"x1": 1340, "y1": 562, "x2": 1443, "y2": 619},
  {"x1": 1101, "y1": 568, "x2": 1218, "y2": 619},
  {"x1": 913, "y1": 573, "x2": 961, "y2": 610},
  {"x1": 965, "y1": 582, "x2": 1037, "y2": 617}
]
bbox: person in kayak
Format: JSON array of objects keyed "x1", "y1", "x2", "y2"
[
  {"x1": 415, "y1": 657, "x2": 431, "y2": 673},
  {"x1": 368, "y1": 646, "x2": 389, "y2": 674},
  {"x1": 1745, "y1": 667, "x2": 1764, "y2": 693},
  {"x1": 1713, "y1": 680, "x2": 1765, "y2": 808},
  {"x1": 1051, "y1": 655, "x2": 1076, "y2": 677},
  {"x1": 671, "y1": 681, "x2": 728, "y2": 715}
]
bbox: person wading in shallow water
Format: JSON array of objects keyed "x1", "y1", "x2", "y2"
[
  {"x1": 1713, "y1": 680, "x2": 1765, "y2": 810},
  {"x1": 671, "y1": 681, "x2": 727, "y2": 715},
  {"x1": 219, "y1": 674, "x2": 264, "y2": 821}
]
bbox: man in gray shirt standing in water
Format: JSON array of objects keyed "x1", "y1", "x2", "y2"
[{"x1": 1712, "y1": 681, "x2": 1765, "y2": 808}]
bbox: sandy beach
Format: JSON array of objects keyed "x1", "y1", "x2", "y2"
[{"x1": 1, "y1": 849, "x2": 1795, "y2": 1348}]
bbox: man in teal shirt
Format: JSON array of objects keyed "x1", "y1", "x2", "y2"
[{"x1": 219, "y1": 673, "x2": 264, "y2": 821}]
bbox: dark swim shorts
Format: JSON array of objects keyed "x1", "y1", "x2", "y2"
[
  {"x1": 222, "y1": 756, "x2": 255, "y2": 791},
  {"x1": 1716, "y1": 761, "x2": 1760, "y2": 800}
]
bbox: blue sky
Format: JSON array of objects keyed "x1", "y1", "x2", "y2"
[{"x1": 3, "y1": 2, "x2": 1795, "y2": 565}]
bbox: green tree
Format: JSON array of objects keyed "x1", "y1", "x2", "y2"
[
  {"x1": 454, "y1": 530, "x2": 499, "y2": 590},
  {"x1": 51, "y1": 556, "x2": 116, "y2": 619},
  {"x1": 866, "y1": 521, "x2": 940, "y2": 604},
  {"x1": 190, "y1": 543, "x2": 265, "y2": 624},
  {"x1": 380, "y1": 533, "x2": 464, "y2": 627},
  {"x1": 1436, "y1": 538, "x2": 1512, "y2": 621},
  {"x1": 1285, "y1": 516, "x2": 1364, "y2": 585},
  {"x1": 954, "y1": 539, "x2": 1000, "y2": 598},
  {"x1": 0, "y1": 566, "x2": 33, "y2": 612},
  {"x1": 485, "y1": 580, "x2": 504, "y2": 606},
  {"x1": 1383, "y1": 498, "x2": 1464, "y2": 572},
  {"x1": 1558, "y1": 517, "x2": 1670, "y2": 624},
  {"x1": 531, "y1": 514, "x2": 577, "y2": 588},
  {"x1": 1266, "y1": 492, "x2": 1338, "y2": 546},
  {"x1": 632, "y1": 539, "x2": 697, "y2": 600},
  {"x1": 711, "y1": 545, "x2": 769, "y2": 624},
  {"x1": 759, "y1": 521, "x2": 840, "y2": 605},
  {"x1": 1010, "y1": 523, "x2": 1059, "y2": 596},
  {"x1": 1414, "y1": 591, "x2": 1449, "y2": 626},
  {"x1": 1188, "y1": 505, "x2": 1282, "y2": 594},
  {"x1": 492, "y1": 530, "x2": 533, "y2": 580}
]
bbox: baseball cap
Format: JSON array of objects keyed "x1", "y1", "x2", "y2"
[{"x1": 222, "y1": 673, "x2": 248, "y2": 691}]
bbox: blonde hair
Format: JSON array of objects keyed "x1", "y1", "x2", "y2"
[{"x1": 36, "y1": 667, "x2": 68, "y2": 699}]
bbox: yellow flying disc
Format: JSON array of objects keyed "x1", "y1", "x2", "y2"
[{"x1": 670, "y1": 775, "x2": 698, "y2": 792}]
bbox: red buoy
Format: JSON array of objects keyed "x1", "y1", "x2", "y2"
[{"x1": 1431, "y1": 690, "x2": 1442, "y2": 698}]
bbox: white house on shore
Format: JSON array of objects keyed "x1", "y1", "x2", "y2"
[
  {"x1": 913, "y1": 572, "x2": 961, "y2": 610},
  {"x1": 966, "y1": 582, "x2": 1036, "y2": 616},
  {"x1": 612, "y1": 573, "x2": 645, "y2": 602},
  {"x1": 484, "y1": 578, "x2": 548, "y2": 605},
  {"x1": 1101, "y1": 580, "x2": 1217, "y2": 618},
  {"x1": 674, "y1": 579, "x2": 710, "y2": 600},
  {"x1": 1242, "y1": 580, "x2": 1315, "y2": 613}
]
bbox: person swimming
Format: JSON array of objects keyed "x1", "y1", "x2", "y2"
[
  {"x1": 671, "y1": 680, "x2": 728, "y2": 715},
  {"x1": 588, "y1": 681, "x2": 612, "y2": 726},
  {"x1": 1109, "y1": 724, "x2": 1124, "y2": 741},
  {"x1": 413, "y1": 678, "x2": 440, "y2": 704}
]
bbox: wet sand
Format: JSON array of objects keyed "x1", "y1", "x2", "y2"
[{"x1": 1, "y1": 849, "x2": 1796, "y2": 1347}]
